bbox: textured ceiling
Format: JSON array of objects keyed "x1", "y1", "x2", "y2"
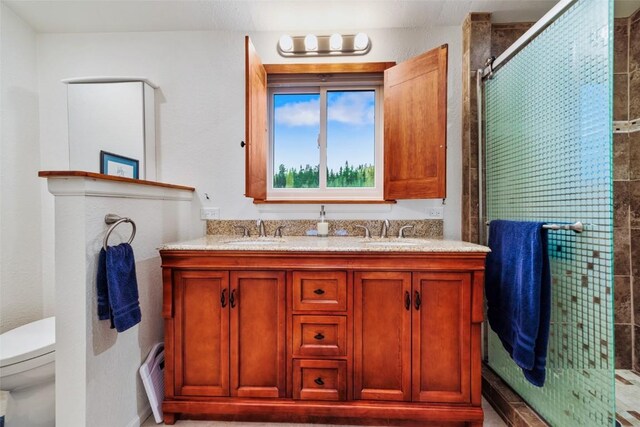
[{"x1": 4, "y1": 0, "x2": 640, "y2": 33}]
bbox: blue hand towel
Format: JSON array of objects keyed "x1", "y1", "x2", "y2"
[
  {"x1": 96, "y1": 248, "x2": 111, "y2": 321},
  {"x1": 485, "y1": 220, "x2": 551, "y2": 387},
  {"x1": 96, "y1": 243, "x2": 141, "y2": 332}
]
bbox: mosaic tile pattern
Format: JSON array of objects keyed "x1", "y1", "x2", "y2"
[
  {"x1": 484, "y1": 0, "x2": 615, "y2": 425},
  {"x1": 616, "y1": 370, "x2": 640, "y2": 426}
]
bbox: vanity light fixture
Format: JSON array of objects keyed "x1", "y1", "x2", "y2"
[
  {"x1": 329, "y1": 33, "x2": 343, "y2": 51},
  {"x1": 278, "y1": 34, "x2": 294, "y2": 52},
  {"x1": 304, "y1": 34, "x2": 318, "y2": 51},
  {"x1": 353, "y1": 32, "x2": 369, "y2": 50},
  {"x1": 277, "y1": 32, "x2": 371, "y2": 57}
]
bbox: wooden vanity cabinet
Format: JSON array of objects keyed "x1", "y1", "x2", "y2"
[
  {"x1": 173, "y1": 270, "x2": 229, "y2": 397},
  {"x1": 161, "y1": 250, "x2": 486, "y2": 426},
  {"x1": 353, "y1": 271, "x2": 471, "y2": 404},
  {"x1": 169, "y1": 269, "x2": 285, "y2": 400},
  {"x1": 354, "y1": 271, "x2": 411, "y2": 401},
  {"x1": 411, "y1": 272, "x2": 472, "y2": 404}
]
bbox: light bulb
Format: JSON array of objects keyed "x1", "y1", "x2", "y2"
[
  {"x1": 329, "y1": 33, "x2": 343, "y2": 51},
  {"x1": 304, "y1": 34, "x2": 318, "y2": 51},
  {"x1": 354, "y1": 32, "x2": 369, "y2": 50},
  {"x1": 279, "y1": 34, "x2": 294, "y2": 52}
]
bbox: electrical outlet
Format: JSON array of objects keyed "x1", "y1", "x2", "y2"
[
  {"x1": 200, "y1": 208, "x2": 220, "y2": 220},
  {"x1": 426, "y1": 207, "x2": 444, "y2": 219}
]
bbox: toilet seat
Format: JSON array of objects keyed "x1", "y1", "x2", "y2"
[{"x1": 0, "y1": 317, "x2": 55, "y2": 375}]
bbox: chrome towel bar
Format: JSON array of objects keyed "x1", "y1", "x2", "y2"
[
  {"x1": 485, "y1": 220, "x2": 583, "y2": 233},
  {"x1": 103, "y1": 214, "x2": 137, "y2": 250}
]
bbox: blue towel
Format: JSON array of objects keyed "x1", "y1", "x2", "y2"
[
  {"x1": 96, "y1": 243, "x2": 141, "y2": 332},
  {"x1": 485, "y1": 220, "x2": 551, "y2": 387},
  {"x1": 96, "y1": 248, "x2": 111, "y2": 321}
]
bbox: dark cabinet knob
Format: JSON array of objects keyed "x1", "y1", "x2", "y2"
[
  {"x1": 313, "y1": 288, "x2": 325, "y2": 295},
  {"x1": 221, "y1": 289, "x2": 227, "y2": 308},
  {"x1": 314, "y1": 377, "x2": 324, "y2": 386},
  {"x1": 240, "y1": 141, "x2": 246, "y2": 148},
  {"x1": 404, "y1": 291, "x2": 411, "y2": 311},
  {"x1": 414, "y1": 291, "x2": 421, "y2": 310},
  {"x1": 314, "y1": 333, "x2": 325, "y2": 340},
  {"x1": 230, "y1": 289, "x2": 237, "y2": 308}
]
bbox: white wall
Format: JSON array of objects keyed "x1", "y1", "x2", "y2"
[
  {"x1": 0, "y1": 3, "x2": 44, "y2": 333},
  {"x1": 36, "y1": 26, "x2": 462, "y2": 241},
  {"x1": 46, "y1": 176, "x2": 196, "y2": 427},
  {"x1": 0, "y1": 20, "x2": 462, "y2": 338}
]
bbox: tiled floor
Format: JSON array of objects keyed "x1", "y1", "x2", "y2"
[
  {"x1": 616, "y1": 370, "x2": 640, "y2": 426},
  {"x1": 142, "y1": 398, "x2": 507, "y2": 426}
]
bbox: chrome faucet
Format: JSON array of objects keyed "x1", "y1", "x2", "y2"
[
  {"x1": 354, "y1": 225, "x2": 371, "y2": 238},
  {"x1": 256, "y1": 219, "x2": 267, "y2": 237},
  {"x1": 234, "y1": 225, "x2": 250, "y2": 237},
  {"x1": 398, "y1": 225, "x2": 414, "y2": 238},
  {"x1": 274, "y1": 225, "x2": 286, "y2": 238},
  {"x1": 380, "y1": 219, "x2": 390, "y2": 238}
]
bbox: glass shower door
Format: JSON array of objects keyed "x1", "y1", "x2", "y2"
[{"x1": 483, "y1": 0, "x2": 615, "y2": 425}]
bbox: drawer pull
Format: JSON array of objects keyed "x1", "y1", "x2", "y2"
[
  {"x1": 230, "y1": 289, "x2": 237, "y2": 308},
  {"x1": 221, "y1": 289, "x2": 227, "y2": 308},
  {"x1": 414, "y1": 291, "x2": 421, "y2": 310},
  {"x1": 313, "y1": 288, "x2": 325, "y2": 295},
  {"x1": 314, "y1": 377, "x2": 324, "y2": 386},
  {"x1": 404, "y1": 291, "x2": 411, "y2": 311},
  {"x1": 314, "y1": 333, "x2": 325, "y2": 340}
]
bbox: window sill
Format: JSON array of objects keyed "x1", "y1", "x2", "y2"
[{"x1": 253, "y1": 199, "x2": 396, "y2": 204}]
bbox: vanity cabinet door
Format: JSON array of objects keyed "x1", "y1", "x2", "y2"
[
  {"x1": 174, "y1": 270, "x2": 230, "y2": 397},
  {"x1": 354, "y1": 271, "x2": 411, "y2": 401},
  {"x1": 230, "y1": 271, "x2": 286, "y2": 398},
  {"x1": 412, "y1": 272, "x2": 471, "y2": 403}
]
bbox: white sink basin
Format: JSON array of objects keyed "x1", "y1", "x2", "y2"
[
  {"x1": 225, "y1": 239, "x2": 282, "y2": 245},
  {"x1": 363, "y1": 240, "x2": 419, "y2": 247}
]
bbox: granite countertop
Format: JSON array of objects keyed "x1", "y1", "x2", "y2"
[{"x1": 159, "y1": 235, "x2": 490, "y2": 253}]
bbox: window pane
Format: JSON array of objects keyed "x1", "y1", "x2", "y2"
[
  {"x1": 273, "y1": 93, "x2": 320, "y2": 188},
  {"x1": 326, "y1": 90, "x2": 375, "y2": 188}
]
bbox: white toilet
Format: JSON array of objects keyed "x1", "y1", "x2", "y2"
[{"x1": 0, "y1": 317, "x2": 55, "y2": 427}]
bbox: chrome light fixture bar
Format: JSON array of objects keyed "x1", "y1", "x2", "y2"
[{"x1": 277, "y1": 33, "x2": 371, "y2": 57}]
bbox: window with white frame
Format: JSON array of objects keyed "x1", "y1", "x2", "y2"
[{"x1": 267, "y1": 75, "x2": 383, "y2": 201}]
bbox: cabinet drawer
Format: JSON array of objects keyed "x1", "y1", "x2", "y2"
[
  {"x1": 292, "y1": 316, "x2": 347, "y2": 357},
  {"x1": 292, "y1": 271, "x2": 347, "y2": 312},
  {"x1": 293, "y1": 359, "x2": 346, "y2": 401}
]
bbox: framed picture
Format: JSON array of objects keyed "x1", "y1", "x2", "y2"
[{"x1": 100, "y1": 151, "x2": 139, "y2": 179}]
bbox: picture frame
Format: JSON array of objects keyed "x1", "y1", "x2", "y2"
[{"x1": 100, "y1": 151, "x2": 139, "y2": 179}]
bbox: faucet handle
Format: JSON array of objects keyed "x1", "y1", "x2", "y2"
[
  {"x1": 380, "y1": 219, "x2": 391, "y2": 238},
  {"x1": 398, "y1": 225, "x2": 414, "y2": 238},
  {"x1": 234, "y1": 225, "x2": 250, "y2": 237},
  {"x1": 354, "y1": 225, "x2": 371, "y2": 239},
  {"x1": 256, "y1": 219, "x2": 267, "y2": 237},
  {"x1": 274, "y1": 225, "x2": 287, "y2": 238}
]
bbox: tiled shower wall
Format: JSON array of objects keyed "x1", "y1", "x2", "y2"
[
  {"x1": 462, "y1": 8, "x2": 640, "y2": 371},
  {"x1": 613, "y1": 9, "x2": 640, "y2": 371},
  {"x1": 461, "y1": 15, "x2": 533, "y2": 245}
]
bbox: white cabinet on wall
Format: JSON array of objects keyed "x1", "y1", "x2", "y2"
[{"x1": 63, "y1": 77, "x2": 157, "y2": 180}]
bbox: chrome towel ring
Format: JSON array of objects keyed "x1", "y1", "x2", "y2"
[{"x1": 103, "y1": 214, "x2": 136, "y2": 250}]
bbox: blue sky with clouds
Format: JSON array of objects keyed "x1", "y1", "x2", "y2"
[{"x1": 273, "y1": 91, "x2": 375, "y2": 172}]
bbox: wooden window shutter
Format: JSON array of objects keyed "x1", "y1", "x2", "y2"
[
  {"x1": 383, "y1": 45, "x2": 448, "y2": 200},
  {"x1": 245, "y1": 36, "x2": 267, "y2": 201}
]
